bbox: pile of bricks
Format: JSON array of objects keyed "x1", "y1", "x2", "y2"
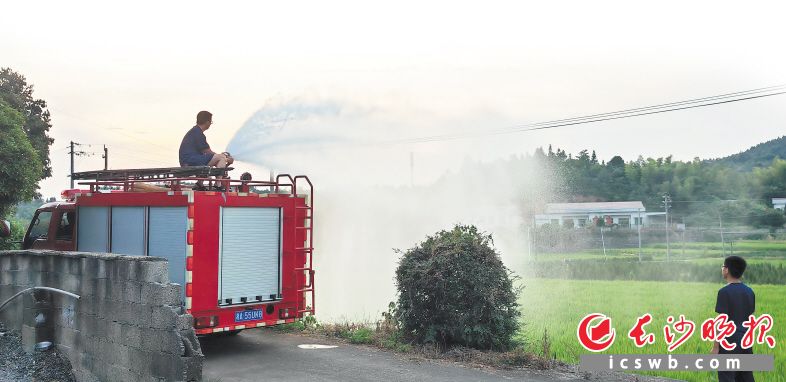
[{"x1": 0, "y1": 250, "x2": 203, "y2": 382}]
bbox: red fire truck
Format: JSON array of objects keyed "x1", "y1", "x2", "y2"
[{"x1": 21, "y1": 167, "x2": 315, "y2": 335}]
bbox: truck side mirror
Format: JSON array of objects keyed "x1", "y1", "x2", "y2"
[{"x1": 0, "y1": 220, "x2": 10, "y2": 238}]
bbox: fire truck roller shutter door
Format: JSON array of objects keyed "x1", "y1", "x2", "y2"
[
  {"x1": 111, "y1": 207, "x2": 146, "y2": 256},
  {"x1": 148, "y1": 207, "x2": 188, "y2": 299},
  {"x1": 219, "y1": 207, "x2": 281, "y2": 305},
  {"x1": 77, "y1": 206, "x2": 109, "y2": 252}
]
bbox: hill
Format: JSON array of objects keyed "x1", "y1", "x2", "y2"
[{"x1": 709, "y1": 135, "x2": 786, "y2": 170}]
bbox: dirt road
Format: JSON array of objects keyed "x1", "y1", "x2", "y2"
[{"x1": 200, "y1": 329, "x2": 679, "y2": 382}]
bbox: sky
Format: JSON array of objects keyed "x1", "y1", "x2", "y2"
[
  {"x1": 2, "y1": 0, "x2": 785, "y2": 196},
  {"x1": 4, "y1": 0, "x2": 786, "y2": 320}
]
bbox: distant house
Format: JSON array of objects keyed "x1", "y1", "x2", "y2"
[
  {"x1": 773, "y1": 198, "x2": 786, "y2": 210},
  {"x1": 534, "y1": 201, "x2": 666, "y2": 228}
]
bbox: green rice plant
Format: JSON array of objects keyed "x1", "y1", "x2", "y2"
[{"x1": 532, "y1": 259, "x2": 786, "y2": 284}]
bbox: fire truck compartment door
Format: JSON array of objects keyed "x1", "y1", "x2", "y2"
[
  {"x1": 77, "y1": 206, "x2": 109, "y2": 252},
  {"x1": 110, "y1": 207, "x2": 146, "y2": 256},
  {"x1": 219, "y1": 207, "x2": 282, "y2": 304},
  {"x1": 148, "y1": 207, "x2": 187, "y2": 293}
]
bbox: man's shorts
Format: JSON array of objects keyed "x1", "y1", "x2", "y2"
[{"x1": 180, "y1": 153, "x2": 213, "y2": 167}]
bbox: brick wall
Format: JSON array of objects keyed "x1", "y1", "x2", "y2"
[{"x1": 0, "y1": 250, "x2": 203, "y2": 382}]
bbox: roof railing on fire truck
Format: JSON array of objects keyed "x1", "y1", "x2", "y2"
[{"x1": 71, "y1": 166, "x2": 231, "y2": 181}]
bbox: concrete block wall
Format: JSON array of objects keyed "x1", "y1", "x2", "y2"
[{"x1": 0, "y1": 250, "x2": 203, "y2": 382}]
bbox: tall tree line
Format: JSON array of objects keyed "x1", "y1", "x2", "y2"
[
  {"x1": 0, "y1": 68, "x2": 53, "y2": 217},
  {"x1": 533, "y1": 145, "x2": 786, "y2": 228}
]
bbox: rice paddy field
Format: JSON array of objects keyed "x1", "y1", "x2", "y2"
[
  {"x1": 534, "y1": 240, "x2": 786, "y2": 264},
  {"x1": 517, "y1": 279, "x2": 784, "y2": 381},
  {"x1": 517, "y1": 241, "x2": 786, "y2": 382}
]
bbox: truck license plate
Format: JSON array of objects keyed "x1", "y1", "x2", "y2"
[{"x1": 235, "y1": 309, "x2": 263, "y2": 322}]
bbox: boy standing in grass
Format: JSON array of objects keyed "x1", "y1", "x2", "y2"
[{"x1": 712, "y1": 255, "x2": 755, "y2": 382}]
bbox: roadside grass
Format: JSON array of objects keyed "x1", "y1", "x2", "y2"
[
  {"x1": 272, "y1": 314, "x2": 556, "y2": 370},
  {"x1": 518, "y1": 278, "x2": 785, "y2": 382},
  {"x1": 274, "y1": 313, "x2": 412, "y2": 352}
]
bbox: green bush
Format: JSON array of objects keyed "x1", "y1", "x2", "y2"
[
  {"x1": 347, "y1": 327, "x2": 374, "y2": 344},
  {"x1": 0, "y1": 217, "x2": 26, "y2": 250},
  {"x1": 395, "y1": 224, "x2": 520, "y2": 350}
]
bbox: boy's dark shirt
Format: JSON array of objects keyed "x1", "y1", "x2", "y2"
[
  {"x1": 715, "y1": 282, "x2": 755, "y2": 345},
  {"x1": 179, "y1": 126, "x2": 210, "y2": 166}
]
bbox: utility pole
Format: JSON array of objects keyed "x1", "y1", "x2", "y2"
[
  {"x1": 681, "y1": 217, "x2": 686, "y2": 256},
  {"x1": 102, "y1": 145, "x2": 109, "y2": 170},
  {"x1": 663, "y1": 193, "x2": 672, "y2": 261},
  {"x1": 68, "y1": 141, "x2": 92, "y2": 188},
  {"x1": 70, "y1": 141, "x2": 75, "y2": 188},
  {"x1": 719, "y1": 210, "x2": 726, "y2": 256},
  {"x1": 637, "y1": 208, "x2": 642, "y2": 262},
  {"x1": 601, "y1": 227, "x2": 607, "y2": 262}
]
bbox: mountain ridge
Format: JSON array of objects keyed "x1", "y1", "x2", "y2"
[{"x1": 707, "y1": 135, "x2": 786, "y2": 170}]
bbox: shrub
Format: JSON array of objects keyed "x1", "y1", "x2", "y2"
[
  {"x1": 0, "y1": 217, "x2": 26, "y2": 250},
  {"x1": 394, "y1": 224, "x2": 520, "y2": 350},
  {"x1": 348, "y1": 327, "x2": 374, "y2": 344}
]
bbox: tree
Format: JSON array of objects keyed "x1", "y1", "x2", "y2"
[
  {"x1": 577, "y1": 149, "x2": 590, "y2": 164},
  {"x1": 608, "y1": 155, "x2": 625, "y2": 169},
  {"x1": 754, "y1": 158, "x2": 786, "y2": 201},
  {"x1": 0, "y1": 68, "x2": 54, "y2": 179},
  {"x1": 760, "y1": 209, "x2": 786, "y2": 232},
  {"x1": 395, "y1": 225, "x2": 520, "y2": 350},
  {"x1": 746, "y1": 203, "x2": 786, "y2": 232},
  {"x1": 0, "y1": 101, "x2": 43, "y2": 217}
]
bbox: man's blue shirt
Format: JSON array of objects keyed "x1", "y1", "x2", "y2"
[
  {"x1": 179, "y1": 126, "x2": 211, "y2": 166},
  {"x1": 715, "y1": 282, "x2": 755, "y2": 344}
]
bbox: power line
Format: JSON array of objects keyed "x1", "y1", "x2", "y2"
[
  {"x1": 50, "y1": 107, "x2": 186, "y2": 165},
  {"x1": 110, "y1": 152, "x2": 173, "y2": 167},
  {"x1": 51, "y1": 108, "x2": 173, "y2": 151},
  {"x1": 108, "y1": 128, "x2": 173, "y2": 152},
  {"x1": 496, "y1": 84, "x2": 785, "y2": 133},
  {"x1": 111, "y1": 146, "x2": 174, "y2": 163},
  {"x1": 381, "y1": 85, "x2": 786, "y2": 146}
]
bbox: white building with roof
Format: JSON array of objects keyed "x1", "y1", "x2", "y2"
[
  {"x1": 772, "y1": 198, "x2": 786, "y2": 210},
  {"x1": 534, "y1": 201, "x2": 666, "y2": 228}
]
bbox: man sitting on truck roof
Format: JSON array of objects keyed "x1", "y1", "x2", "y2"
[{"x1": 179, "y1": 110, "x2": 234, "y2": 168}]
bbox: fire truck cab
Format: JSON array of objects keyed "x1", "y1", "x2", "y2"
[{"x1": 22, "y1": 166, "x2": 315, "y2": 335}]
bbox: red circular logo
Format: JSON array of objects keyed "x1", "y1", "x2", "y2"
[{"x1": 577, "y1": 313, "x2": 616, "y2": 352}]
